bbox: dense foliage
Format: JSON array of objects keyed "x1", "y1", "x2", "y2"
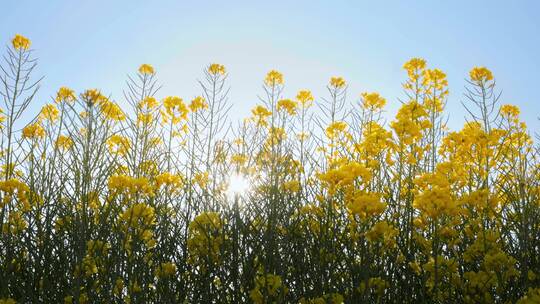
[{"x1": 1, "y1": 34, "x2": 539, "y2": 303}]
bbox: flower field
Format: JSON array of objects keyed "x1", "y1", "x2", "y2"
[{"x1": 0, "y1": 34, "x2": 539, "y2": 303}]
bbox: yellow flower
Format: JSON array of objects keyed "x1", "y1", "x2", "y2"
[
  {"x1": 277, "y1": 99, "x2": 298, "y2": 115},
  {"x1": 100, "y1": 99, "x2": 125, "y2": 121},
  {"x1": 138, "y1": 64, "x2": 155, "y2": 75},
  {"x1": 189, "y1": 96, "x2": 208, "y2": 112},
  {"x1": 82, "y1": 240, "x2": 110, "y2": 277},
  {"x1": 251, "y1": 105, "x2": 272, "y2": 126},
  {"x1": 300, "y1": 293, "x2": 344, "y2": 304},
  {"x1": 12, "y1": 34, "x2": 31, "y2": 50},
  {"x1": 22, "y1": 123, "x2": 46, "y2": 139},
  {"x1": 390, "y1": 101, "x2": 430, "y2": 145},
  {"x1": 403, "y1": 57, "x2": 426, "y2": 76},
  {"x1": 39, "y1": 104, "x2": 59, "y2": 122},
  {"x1": 0, "y1": 178, "x2": 30, "y2": 211},
  {"x1": 0, "y1": 298, "x2": 17, "y2": 304},
  {"x1": 187, "y1": 212, "x2": 224, "y2": 265},
  {"x1": 155, "y1": 172, "x2": 184, "y2": 193},
  {"x1": 0, "y1": 109, "x2": 5, "y2": 128},
  {"x1": 424, "y1": 68, "x2": 448, "y2": 90},
  {"x1": 518, "y1": 288, "x2": 540, "y2": 304},
  {"x1": 368, "y1": 277, "x2": 388, "y2": 296},
  {"x1": 208, "y1": 63, "x2": 226, "y2": 75},
  {"x1": 138, "y1": 96, "x2": 159, "y2": 110},
  {"x1": 81, "y1": 89, "x2": 106, "y2": 105},
  {"x1": 231, "y1": 153, "x2": 248, "y2": 166},
  {"x1": 413, "y1": 171, "x2": 459, "y2": 219},
  {"x1": 469, "y1": 66, "x2": 493, "y2": 83},
  {"x1": 265, "y1": 70, "x2": 284, "y2": 86},
  {"x1": 409, "y1": 261, "x2": 422, "y2": 275},
  {"x1": 129, "y1": 280, "x2": 142, "y2": 294},
  {"x1": 194, "y1": 171, "x2": 209, "y2": 188},
  {"x1": 55, "y1": 135, "x2": 73, "y2": 150},
  {"x1": 113, "y1": 278, "x2": 124, "y2": 296},
  {"x1": 296, "y1": 90, "x2": 314, "y2": 107},
  {"x1": 137, "y1": 113, "x2": 153, "y2": 125},
  {"x1": 162, "y1": 96, "x2": 189, "y2": 123},
  {"x1": 500, "y1": 104, "x2": 520, "y2": 118},
  {"x1": 318, "y1": 161, "x2": 372, "y2": 193},
  {"x1": 360, "y1": 92, "x2": 386, "y2": 110},
  {"x1": 265, "y1": 127, "x2": 287, "y2": 146},
  {"x1": 107, "y1": 135, "x2": 130, "y2": 156},
  {"x1": 55, "y1": 87, "x2": 76, "y2": 103},
  {"x1": 282, "y1": 180, "x2": 301, "y2": 193},
  {"x1": 64, "y1": 295, "x2": 74, "y2": 304},
  {"x1": 366, "y1": 221, "x2": 398, "y2": 247},
  {"x1": 346, "y1": 191, "x2": 386, "y2": 219},
  {"x1": 109, "y1": 175, "x2": 154, "y2": 197},
  {"x1": 422, "y1": 68, "x2": 448, "y2": 114},
  {"x1": 155, "y1": 262, "x2": 177, "y2": 278},
  {"x1": 325, "y1": 121, "x2": 348, "y2": 139},
  {"x1": 119, "y1": 202, "x2": 156, "y2": 228},
  {"x1": 250, "y1": 272, "x2": 284, "y2": 304},
  {"x1": 357, "y1": 121, "x2": 393, "y2": 158},
  {"x1": 329, "y1": 76, "x2": 346, "y2": 88},
  {"x1": 4, "y1": 211, "x2": 28, "y2": 234}
]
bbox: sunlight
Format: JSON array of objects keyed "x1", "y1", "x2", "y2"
[{"x1": 226, "y1": 173, "x2": 250, "y2": 198}]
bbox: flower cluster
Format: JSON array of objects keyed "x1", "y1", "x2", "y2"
[
  {"x1": 1, "y1": 34, "x2": 538, "y2": 303},
  {"x1": 11, "y1": 34, "x2": 30, "y2": 50}
]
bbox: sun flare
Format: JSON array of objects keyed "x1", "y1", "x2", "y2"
[{"x1": 226, "y1": 173, "x2": 250, "y2": 198}]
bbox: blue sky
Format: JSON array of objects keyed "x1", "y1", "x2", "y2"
[{"x1": 2, "y1": 0, "x2": 539, "y2": 132}]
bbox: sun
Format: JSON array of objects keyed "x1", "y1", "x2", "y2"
[{"x1": 226, "y1": 173, "x2": 250, "y2": 198}]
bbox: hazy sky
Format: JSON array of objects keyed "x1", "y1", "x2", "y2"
[{"x1": 2, "y1": 0, "x2": 539, "y2": 132}]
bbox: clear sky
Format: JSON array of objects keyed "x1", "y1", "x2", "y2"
[{"x1": 2, "y1": 0, "x2": 539, "y2": 132}]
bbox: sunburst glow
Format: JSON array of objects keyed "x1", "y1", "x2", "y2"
[{"x1": 226, "y1": 173, "x2": 250, "y2": 198}]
